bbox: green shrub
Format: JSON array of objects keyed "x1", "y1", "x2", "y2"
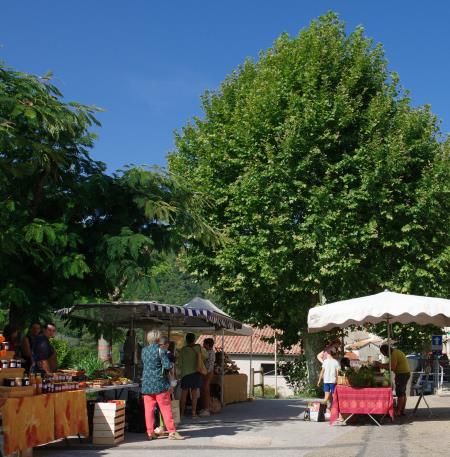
[
  {"x1": 51, "y1": 338, "x2": 71, "y2": 369},
  {"x1": 73, "y1": 354, "x2": 105, "y2": 379}
]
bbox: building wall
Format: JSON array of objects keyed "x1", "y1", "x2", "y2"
[{"x1": 230, "y1": 354, "x2": 296, "y2": 397}]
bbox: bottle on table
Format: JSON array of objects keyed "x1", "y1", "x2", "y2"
[{"x1": 35, "y1": 373, "x2": 42, "y2": 394}]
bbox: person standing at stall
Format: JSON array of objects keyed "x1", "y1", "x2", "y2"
[
  {"x1": 379, "y1": 344, "x2": 411, "y2": 416},
  {"x1": 317, "y1": 347, "x2": 340, "y2": 410},
  {"x1": 21, "y1": 322, "x2": 42, "y2": 372},
  {"x1": 32, "y1": 322, "x2": 57, "y2": 374},
  {"x1": 141, "y1": 330, "x2": 184, "y2": 440},
  {"x1": 179, "y1": 333, "x2": 207, "y2": 418},
  {"x1": 199, "y1": 338, "x2": 215, "y2": 417}
]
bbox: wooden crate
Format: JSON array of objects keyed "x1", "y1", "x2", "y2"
[
  {"x1": 93, "y1": 401, "x2": 125, "y2": 445},
  {"x1": 0, "y1": 386, "x2": 34, "y2": 398}
]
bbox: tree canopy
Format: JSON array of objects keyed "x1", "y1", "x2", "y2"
[
  {"x1": 0, "y1": 60, "x2": 215, "y2": 325},
  {"x1": 168, "y1": 13, "x2": 450, "y2": 359}
]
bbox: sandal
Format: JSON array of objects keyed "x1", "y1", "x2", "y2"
[
  {"x1": 168, "y1": 432, "x2": 185, "y2": 440},
  {"x1": 147, "y1": 433, "x2": 159, "y2": 440}
]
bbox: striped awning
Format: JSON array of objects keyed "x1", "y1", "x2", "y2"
[{"x1": 56, "y1": 300, "x2": 244, "y2": 331}]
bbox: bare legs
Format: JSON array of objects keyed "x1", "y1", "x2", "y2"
[
  {"x1": 396, "y1": 395, "x2": 407, "y2": 416},
  {"x1": 180, "y1": 388, "x2": 199, "y2": 417}
]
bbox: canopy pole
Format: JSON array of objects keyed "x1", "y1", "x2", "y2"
[
  {"x1": 249, "y1": 334, "x2": 253, "y2": 397},
  {"x1": 221, "y1": 329, "x2": 225, "y2": 405},
  {"x1": 387, "y1": 317, "x2": 393, "y2": 387},
  {"x1": 131, "y1": 316, "x2": 136, "y2": 381},
  {"x1": 274, "y1": 332, "x2": 278, "y2": 398}
]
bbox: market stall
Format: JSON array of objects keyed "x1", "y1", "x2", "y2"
[
  {"x1": 330, "y1": 385, "x2": 394, "y2": 425},
  {"x1": 308, "y1": 290, "x2": 450, "y2": 422},
  {"x1": 211, "y1": 374, "x2": 248, "y2": 405},
  {"x1": 0, "y1": 390, "x2": 88, "y2": 455},
  {"x1": 58, "y1": 299, "x2": 252, "y2": 406}
]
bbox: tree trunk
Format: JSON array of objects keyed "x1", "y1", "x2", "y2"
[
  {"x1": 98, "y1": 335, "x2": 112, "y2": 365},
  {"x1": 302, "y1": 329, "x2": 325, "y2": 386}
]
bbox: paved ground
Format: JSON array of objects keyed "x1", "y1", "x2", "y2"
[{"x1": 35, "y1": 395, "x2": 450, "y2": 457}]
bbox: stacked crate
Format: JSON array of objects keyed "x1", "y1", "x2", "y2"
[{"x1": 93, "y1": 400, "x2": 125, "y2": 445}]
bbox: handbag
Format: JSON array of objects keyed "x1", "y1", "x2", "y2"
[
  {"x1": 190, "y1": 345, "x2": 207, "y2": 375},
  {"x1": 159, "y1": 348, "x2": 177, "y2": 387},
  {"x1": 171, "y1": 398, "x2": 181, "y2": 424}
]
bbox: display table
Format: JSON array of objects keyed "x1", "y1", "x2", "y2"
[
  {"x1": 85, "y1": 383, "x2": 139, "y2": 400},
  {"x1": 330, "y1": 386, "x2": 394, "y2": 426},
  {"x1": 212, "y1": 374, "x2": 248, "y2": 405},
  {"x1": 0, "y1": 390, "x2": 88, "y2": 455}
]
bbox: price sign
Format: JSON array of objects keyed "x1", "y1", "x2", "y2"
[{"x1": 431, "y1": 335, "x2": 443, "y2": 354}]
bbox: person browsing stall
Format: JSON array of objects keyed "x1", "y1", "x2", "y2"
[
  {"x1": 317, "y1": 347, "x2": 340, "y2": 409},
  {"x1": 179, "y1": 333, "x2": 207, "y2": 418},
  {"x1": 379, "y1": 344, "x2": 410, "y2": 416},
  {"x1": 199, "y1": 338, "x2": 215, "y2": 417},
  {"x1": 141, "y1": 330, "x2": 184, "y2": 440}
]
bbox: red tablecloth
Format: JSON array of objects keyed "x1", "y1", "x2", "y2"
[{"x1": 330, "y1": 386, "x2": 394, "y2": 425}]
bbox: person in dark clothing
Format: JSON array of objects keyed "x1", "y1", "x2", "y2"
[
  {"x1": 21, "y1": 322, "x2": 42, "y2": 372},
  {"x1": 33, "y1": 322, "x2": 57, "y2": 374},
  {"x1": 3, "y1": 324, "x2": 22, "y2": 356}
]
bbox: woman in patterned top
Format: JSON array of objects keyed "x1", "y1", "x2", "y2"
[{"x1": 141, "y1": 329, "x2": 184, "y2": 440}]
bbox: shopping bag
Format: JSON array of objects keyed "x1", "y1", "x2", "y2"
[
  {"x1": 171, "y1": 399, "x2": 181, "y2": 424},
  {"x1": 308, "y1": 401, "x2": 326, "y2": 422}
]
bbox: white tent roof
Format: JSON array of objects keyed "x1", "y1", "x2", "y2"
[
  {"x1": 183, "y1": 296, "x2": 253, "y2": 336},
  {"x1": 184, "y1": 297, "x2": 229, "y2": 316},
  {"x1": 308, "y1": 290, "x2": 450, "y2": 333}
]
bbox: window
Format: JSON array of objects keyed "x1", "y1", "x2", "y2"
[{"x1": 261, "y1": 363, "x2": 275, "y2": 375}]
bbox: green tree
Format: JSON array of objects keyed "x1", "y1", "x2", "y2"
[
  {"x1": 0, "y1": 59, "x2": 105, "y2": 323},
  {"x1": 169, "y1": 13, "x2": 450, "y2": 382},
  {"x1": 0, "y1": 60, "x2": 218, "y2": 327}
]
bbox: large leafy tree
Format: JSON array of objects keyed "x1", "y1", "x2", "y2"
[
  {"x1": 0, "y1": 60, "x2": 216, "y2": 326},
  {"x1": 0, "y1": 60, "x2": 106, "y2": 323},
  {"x1": 169, "y1": 13, "x2": 450, "y2": 380}
]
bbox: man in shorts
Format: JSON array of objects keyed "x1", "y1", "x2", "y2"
[
  {"x1": 317, "y1": 347, "x2": 340, "y2": 410},
  {"x1": 379, "y1": 344, "x2": 411, "y2": 416},
  {"x1": 179, "y1": 333, "x2": 207, "y2": 418}
]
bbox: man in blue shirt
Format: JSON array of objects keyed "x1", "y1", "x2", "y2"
[{"x1": 33, "y1": 322, "x2": 57, "y2": 374}]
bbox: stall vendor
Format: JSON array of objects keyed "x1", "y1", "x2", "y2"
[
  {"x1": 33, "y1": 322, "x2": 57, "y2": 374},
  {"x1": 379, "y1": 344, "x2": 410, "y2": 416}
]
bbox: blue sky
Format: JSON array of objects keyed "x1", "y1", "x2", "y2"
[{"x1": 2, "y1": 1, "x2": 450, "y2": 172}]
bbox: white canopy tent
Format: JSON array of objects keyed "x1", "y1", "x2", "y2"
[
  {"x1": 308, "y1": 290, "x2": 450, "y2": 333},
  {"x1": 308, "y1": 290, "x2": 450, "y2": 400}
]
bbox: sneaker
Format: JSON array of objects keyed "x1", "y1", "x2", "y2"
[
  {"x1": 168, "y1": 432, "x2": 185, "y2": 440},
  {"x1": 199, "y1": 410, "x2": 210, "y2": 417}
]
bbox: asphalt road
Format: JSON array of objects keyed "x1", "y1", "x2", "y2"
[{"x1": 35, "y1": 396, "x2": 450, "y2": 457}]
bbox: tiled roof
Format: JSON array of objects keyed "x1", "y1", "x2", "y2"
[{"x1": 197, "y1": 326, "x2": 301, "y2": 356}]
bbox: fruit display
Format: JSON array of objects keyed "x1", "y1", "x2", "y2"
[
  {"x1": 214, "y1": 351, "x2": 240, "y2": 375},
  {"x1": 344, "y1": 365, "x2": 389, "y2": 387},
  {"x1": 90, "y1": 367, "x2": 125, "y2": 380}
]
